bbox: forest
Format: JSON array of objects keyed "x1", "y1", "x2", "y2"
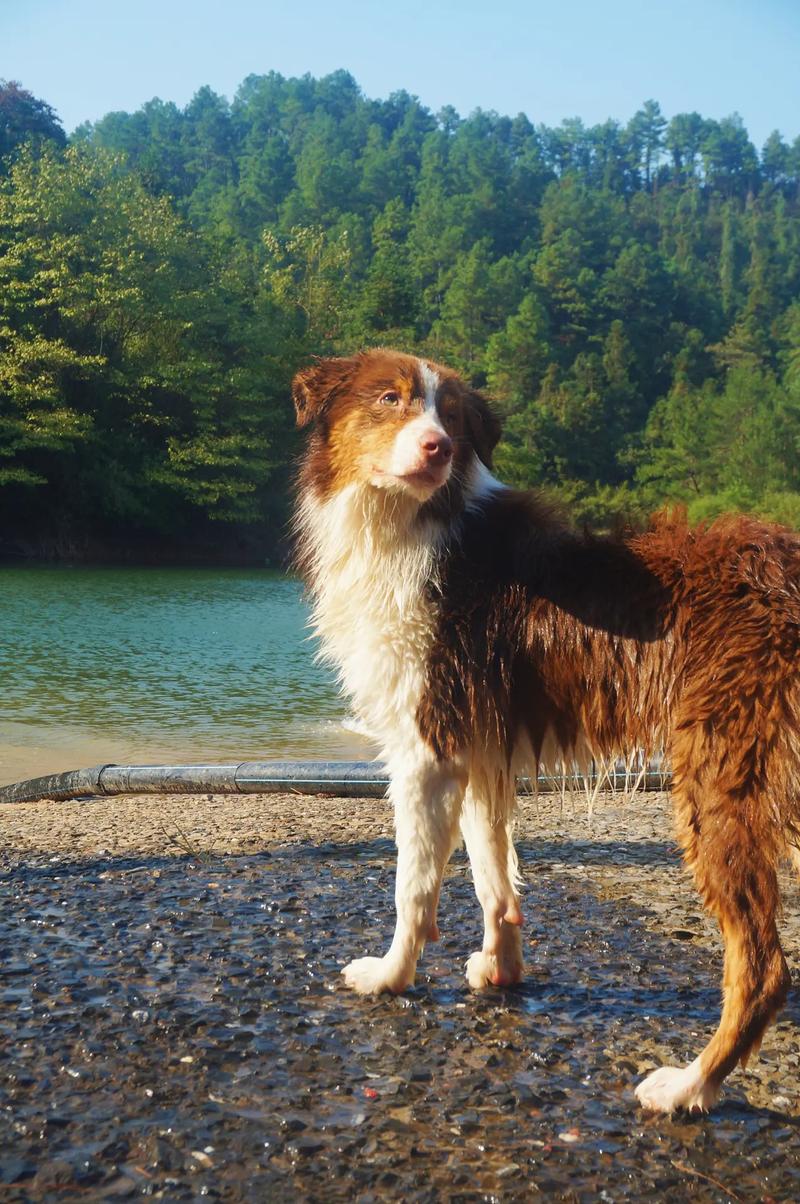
[{"x1": 1, "y1": 72, "x2": 799, "y2": 560}]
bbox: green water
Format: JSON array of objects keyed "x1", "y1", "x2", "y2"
[{"x1": 0, "y1": 567, "x2": 375, "y2": 785}]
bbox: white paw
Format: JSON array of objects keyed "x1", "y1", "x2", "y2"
[
  {"x1": 635, "y1": 1058, "x2": 719, "y2": 1114},
  {"x1": 342, "y1": 956, "x2": 414, "y2": 995},
  {"x1": 465, "y1": 946, "x2": 524, "y2": 989}
]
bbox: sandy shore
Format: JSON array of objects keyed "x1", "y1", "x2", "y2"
[
  {"x1": 0, "y1": 786, "x2": 682, "y2": 856},
  {"x1": 0, "y1": 787, "x2": 397, "y2": 858}
]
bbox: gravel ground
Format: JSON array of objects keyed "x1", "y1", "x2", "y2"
[{"x1": 1, "y1": 789, "x2": 800, "y2": 1201}]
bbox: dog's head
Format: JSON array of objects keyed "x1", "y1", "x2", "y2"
[{"x1": 292, "y1": 349, "x2": 501, "y2": 504}]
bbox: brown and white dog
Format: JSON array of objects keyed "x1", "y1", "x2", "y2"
[{"x1": 291, "y1": 348, "x2": 800, "y2": 1114}]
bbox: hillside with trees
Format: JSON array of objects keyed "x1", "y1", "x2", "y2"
[{"x1": 1, "y1": 72, "x2": 799, "y2": 559}]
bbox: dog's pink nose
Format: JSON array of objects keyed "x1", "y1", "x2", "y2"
[{"x1": 420, "y1": 433, "x2": 453, "y2": 465}]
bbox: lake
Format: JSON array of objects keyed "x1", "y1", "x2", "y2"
[{"x1": 0, "y1": 567, "x2": 376, "y2": 786}]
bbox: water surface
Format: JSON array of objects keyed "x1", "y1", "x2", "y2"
[{"x1": 0, "y1": 567, "x2": 374, "y2": 784}]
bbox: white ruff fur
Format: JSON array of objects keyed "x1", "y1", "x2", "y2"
[{"x1": 300, "y1": 482, "x2": 441, "y2": 752}]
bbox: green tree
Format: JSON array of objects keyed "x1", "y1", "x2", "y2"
[
  {"x1": 0, "y1": 80, "x2": 65, "y2": 163},
  {"x1": 355, "y1": 200, "x2": 419, "y2": 344},
  {"x1": 701, "y1": 115, "x2": 759, "y2": 197},
  {"x1": 665, "y1": 112, "x2": 706, "y2": 181},
  {"x1": 719, "y1": 201, "x2": 745, "y2": 317},
  {"x1": 627, "y1": 100, "x2": 666, "y2": 189},
  {"x1": 428, "y1": 240, "x2": 520, "y2": 378},
  {"x1": 262, "y1": 224, "x2": 354, "y2": 349},
  {"x1": 0, "y1": 144, "x2": 283, "y2": 534},
  {"x1": 485, "y1": 291, "x2": 552, "y2": 414},
  {"x1": 762, "y1": 131, "x2": 790, "y2": 186}
]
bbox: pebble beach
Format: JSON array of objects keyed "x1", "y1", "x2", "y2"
[{"x1": 1, "y1": 789, "x2": 799, "y2": 1200}]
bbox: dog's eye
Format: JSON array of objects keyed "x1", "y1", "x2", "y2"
[{"x1": 379, "y1": 391, "x2": 400, "y2": 407}]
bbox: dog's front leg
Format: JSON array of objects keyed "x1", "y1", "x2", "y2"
[
  {"x1": 342, "y1": 752, "x2": 465, "y2": 994},
  {"x1": 461, "y1": 784, "x2": 524, "y2": 989}
]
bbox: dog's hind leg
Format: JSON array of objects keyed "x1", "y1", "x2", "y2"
[
  {"x1": 636, "y1": 758, "x2": 790, "y2": 1114},
  {"x1": 342, "y1": 750, "x2": 466, "y2": 995},
  {"x1": 460, "y1": 778, "x2": 524, "y2": 989}
]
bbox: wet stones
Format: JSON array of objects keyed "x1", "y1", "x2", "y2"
[{"x1": 1, "y1": 800, "x2": 799, "y2": 1199}]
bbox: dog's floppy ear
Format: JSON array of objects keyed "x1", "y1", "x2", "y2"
[
  {"x1": 464, "y1": 389, "x2": 502, "y2": 466},
  {"x1": 292, "y1": 356, "x2": 356, "y2": 428}
]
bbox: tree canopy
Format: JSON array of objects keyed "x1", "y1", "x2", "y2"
[{"x1": 1, "y1": 74, "x2": 799, "y2": 557}]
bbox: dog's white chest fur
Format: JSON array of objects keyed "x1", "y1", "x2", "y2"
[{"x1": 302, "y1": 485, "x2": 441, "y2": 751}]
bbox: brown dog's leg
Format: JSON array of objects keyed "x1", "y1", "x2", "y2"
[{"x1": 637, "y1": 761, "x2": 790, "y2": 1113}]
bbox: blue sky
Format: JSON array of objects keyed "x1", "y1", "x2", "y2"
[{"x1": 4, "y1": 0, "x2": 799, "y2": 148}]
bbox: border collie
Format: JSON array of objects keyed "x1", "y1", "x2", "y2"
[{"x1": 292, "y1": 348, "x2": 800, "y2": 1114}]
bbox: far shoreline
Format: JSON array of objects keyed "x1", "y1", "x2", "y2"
[{"x1": 0, "y1": 525, "x2": 290, "y2": 569}]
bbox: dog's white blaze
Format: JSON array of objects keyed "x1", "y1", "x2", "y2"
[{"x1": 418, "y1": 360, "x2": 440, "y2": 412}]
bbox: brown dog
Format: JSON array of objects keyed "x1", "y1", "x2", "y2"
[{"x1": 292, "y1": 348, "x2": 800, "y2": 1113}]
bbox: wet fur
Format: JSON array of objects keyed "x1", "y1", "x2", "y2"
[{"x1": 292, "y1": 348, "x2": 800, "y2": 1114}]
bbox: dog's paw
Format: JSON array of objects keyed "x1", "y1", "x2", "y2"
[
  {"x1": 465, "y1": 947, "x2": 524, "y2": 989},
  {"x1": 342, "y1": 956, "x2": 414, "y2": 995},
  {"x1": 635, "y1": 1059, "x2": 719, "y2": 1114},
  {"x1": 466, "y1": 920, "x2": 524, "y2": 989}
]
